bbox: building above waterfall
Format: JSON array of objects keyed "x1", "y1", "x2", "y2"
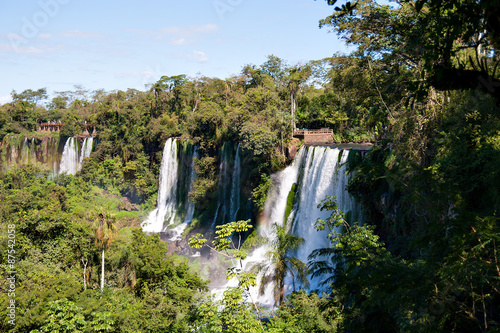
[
  {"x1": 38, "y1": 121, "x2": 97, "y2": 136},
  {"x1": 81, "y1": 123, "x2": 97, "y2": 136},
  {"x1": 293, "y1": 128, "x2": 334, "y2": 144},
  {"x1": 39, "y1": 121, "x2": 64, "y2": 132}
]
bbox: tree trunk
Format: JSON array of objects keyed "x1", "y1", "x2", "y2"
[
  {"x1": 101, "y1": 247, "x2": 105, "y2": 293},
  {"x1": 82, "y1": 258, "x2": 88, "y2": 291},
  {"x1": 290, "y1": 91, "x2": 296, "y2": 135}
]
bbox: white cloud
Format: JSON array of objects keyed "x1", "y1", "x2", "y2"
[
  {"x1": 39, "y1": 33, "x2": 52, "y2": 39},
  {"x1": 0, "y1": 95, "x2": 12, "y2": 105},
  {"x1": 189, "y1": 50, "x2": 209, "y2": 63}
]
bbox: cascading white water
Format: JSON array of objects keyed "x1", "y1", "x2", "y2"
[
  {"x1": 142, "y1": 138, "x2": 179, "y2": 233},
  {"x1": 211, "y1": 143, "x2": 233, "y2": 229},
  {"x1": 20, "y1": 138, "x2": 29, "y2": 164},
  {"x1": 78, "y1": 137, "x2": 93, "y2": 171},
  {"x1": 214, "y1": 148, "x2": 307, "y2": 307},
  {"x1": 229, "y1": 143, "x2": 241, "y2": 223},
  {"x1": 20, "y1": 138, "x2": 37, "y2": 165},
  {"x1": 217, "y1": 146, "x2": 360, "y2": 307},
  {"x1": 291, "y1": 147, "x2": 356, "y2": 291},
  {"x1": 59, "y1": 137, "x2": 79, "y2": 175},
  {"x1": 169, "y1": 146, "x2": 198, "y2": 241}
]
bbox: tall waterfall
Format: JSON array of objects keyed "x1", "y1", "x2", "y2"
[
  {"x1": 221, "y1": 146, "x2": 361, "y2": 307},
  {"x1": 78, "y1": 137, "x2": 93, "y2": 171},
  {"x1": 59, "y1": 137, "x2": 79, "y2": 175},
  {"x1": 234, "y1": 147, "x2": 306, "y2": 307},
  {"x1": 291, "y1": 147, "x2": 358, "y2": 291},
  {"x1": 169, "y1": 146, "x2": 198, "y2": 241},
  {"x1": 59, "y1": 137, "x2": 94, "y2": 175},
  {"x1": 211, "y1": 142, "x2": 239, "y2": 228},
  {"x1": 142, "y1": 138, "x2": 179, "y2": 233},
  {"x1": 229, "y1": 143, "x2": 241, "y2": 222},
  {"x1": 20, "y1": 138, "x2": 37, "y2": 165}
]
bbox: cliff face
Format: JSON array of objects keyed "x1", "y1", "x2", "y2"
[{"x1": 0, "y1": 135, "x2": 63, "y2": 173}]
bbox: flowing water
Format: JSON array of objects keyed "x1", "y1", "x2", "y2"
[
  {"x1": 59, "y1": 137, "x2": 79, "y2": 175},
  {"x1": 218, "y1": 146, "x2": 361, "y2": 307},
  {"x1": 140, "y1": 140, "x2": 363, "y2": 307},
  {"x1": 142, "y1": 138, "x2": 179, "y2": 233},
  {"x1": 78, "y1": 137, "x2": 93, "y2": 171},
  {"x1": 229, "y1": 143, "x2": 241, "y2": 223},
  {"x1": 169, "y1": 146, "x2": 198, "y2": 241},
  {"x1": 59, "y1": 137, "x2": 94, "y2": 175}
]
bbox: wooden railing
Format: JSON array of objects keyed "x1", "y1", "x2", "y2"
[{"x1": 293, "y1": 128, "x2": 333, "y2": 136}]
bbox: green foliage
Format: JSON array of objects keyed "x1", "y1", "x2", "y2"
[
  {"x1": 34, "y1": 298, "x2": 87, "y2": 333},
  {"x1": 252, "y1": 174, "x2": 271, "y2": 211},
  {"x1": 268, "y1": 291, "x2": 339, "y2": 333},
  {"x1": 252, "y1": 224, "x2": 309, "y2": 306},
  {"x1": 284, "y1": 183, "x2": 297, "y2": 225},
  {"x1": 190, "y1": 288, "x2": 263, "y2": 333}
]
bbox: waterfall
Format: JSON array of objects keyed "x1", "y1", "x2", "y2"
[
  {"x1": 212, "y1": 148, "x2": 306, "y2": 306},
  {"x1": 169, "y1": 146, "x2": 198, "y2": 241},
  {"x1": 240, "y1": 147, "x2": 307, "y2": 307},
  {"x1": 20, "y1": 138, "x2": 36, "y2": 165},
  {"x1": 78, "y1": 137, "x2": 93, "y2": 171},
  {"x1": 229, "y1": 143, "x2": 241, "y2": 222},
  {"x1": 20, "y1": 138, "x2": 29, "y2": 164},
  {"x1": 142, "y1": 138, "x2": 179, "y2": 233},
  {"x1": 59, "y1": 137, "x2": 79, "y2": 175},
  {"x1": 211, "y1": 143, "x2": 233, "y2": 228},
  {"x1": 216, "y1": 146, "x2": 360, "y2": 306},
  {"x1": 291, "y1": 147, "x2": 357, "y2": 291}
]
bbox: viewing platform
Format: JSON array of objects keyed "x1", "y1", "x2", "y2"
[
  {"x1": 293, "y1": 128, "x2": 334, "y2": 144},
  {"x1": 38, "y1": 122, "x2": 97, "y2": 136},
  {"x1": 39, "y1": 122, "x2": 64, "y2": 132}
]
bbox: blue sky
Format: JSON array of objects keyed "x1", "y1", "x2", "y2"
[{"x1": 0, "y1": 0, "x2": 349, "y2": 104}]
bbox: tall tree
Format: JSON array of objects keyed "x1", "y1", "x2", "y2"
[
  {"x1": 94, "y1": 208, "x2": 117, "y2": 293},
  {"x1": 287, "y1": 65, "x2": 311, "y2": 131}
]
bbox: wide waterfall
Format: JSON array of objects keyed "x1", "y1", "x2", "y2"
[
  {"x1": 142, "y1": 138, "x2": 179, "y2": 233},
  {"x1": 232, "y1": 147, "x2": 307, "y2": 307},
  {"x1": 59, "y1": 137, "x2": 79, "y2": 175},
  {"x1": 59, "y1": 137, "x2": 94, "y2": 175}
]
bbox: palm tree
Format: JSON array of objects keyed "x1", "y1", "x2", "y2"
[
  {"x1": 252, "y1": 224, "x2": 309, "y2": 306},
  {"x1": 94, "y1": 208, "x2": 117, "y2": 293}
]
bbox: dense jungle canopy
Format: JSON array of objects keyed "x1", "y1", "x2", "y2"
[{"x1": 1, "y1": 0, "x2": 500, "y2": 331}]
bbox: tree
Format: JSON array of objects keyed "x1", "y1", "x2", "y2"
[
  {"x1": 94, "y1": 208, "x2": 117, "y2": 293},
  {"x1": 252, "y1": 223, "x2": 309, "y2": 306},
  {"x1": 189, "y1": 220, "x2": 256, "y2": 289},
  {"x1": 189, "y1": 219, "x2": 264, "y2": 324},
  {"x1": 12, "y1": 88, "x2": 48, "y2": 105},
  {"x1": 287, "y1": 65, "x2": 311, "y2": 132},
  {"x1": 319, "y1": 0, "x2": 500, "y2": 102},
  {"x1": 35, "y1": 298, "x2": 87, "y2": 333}
]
